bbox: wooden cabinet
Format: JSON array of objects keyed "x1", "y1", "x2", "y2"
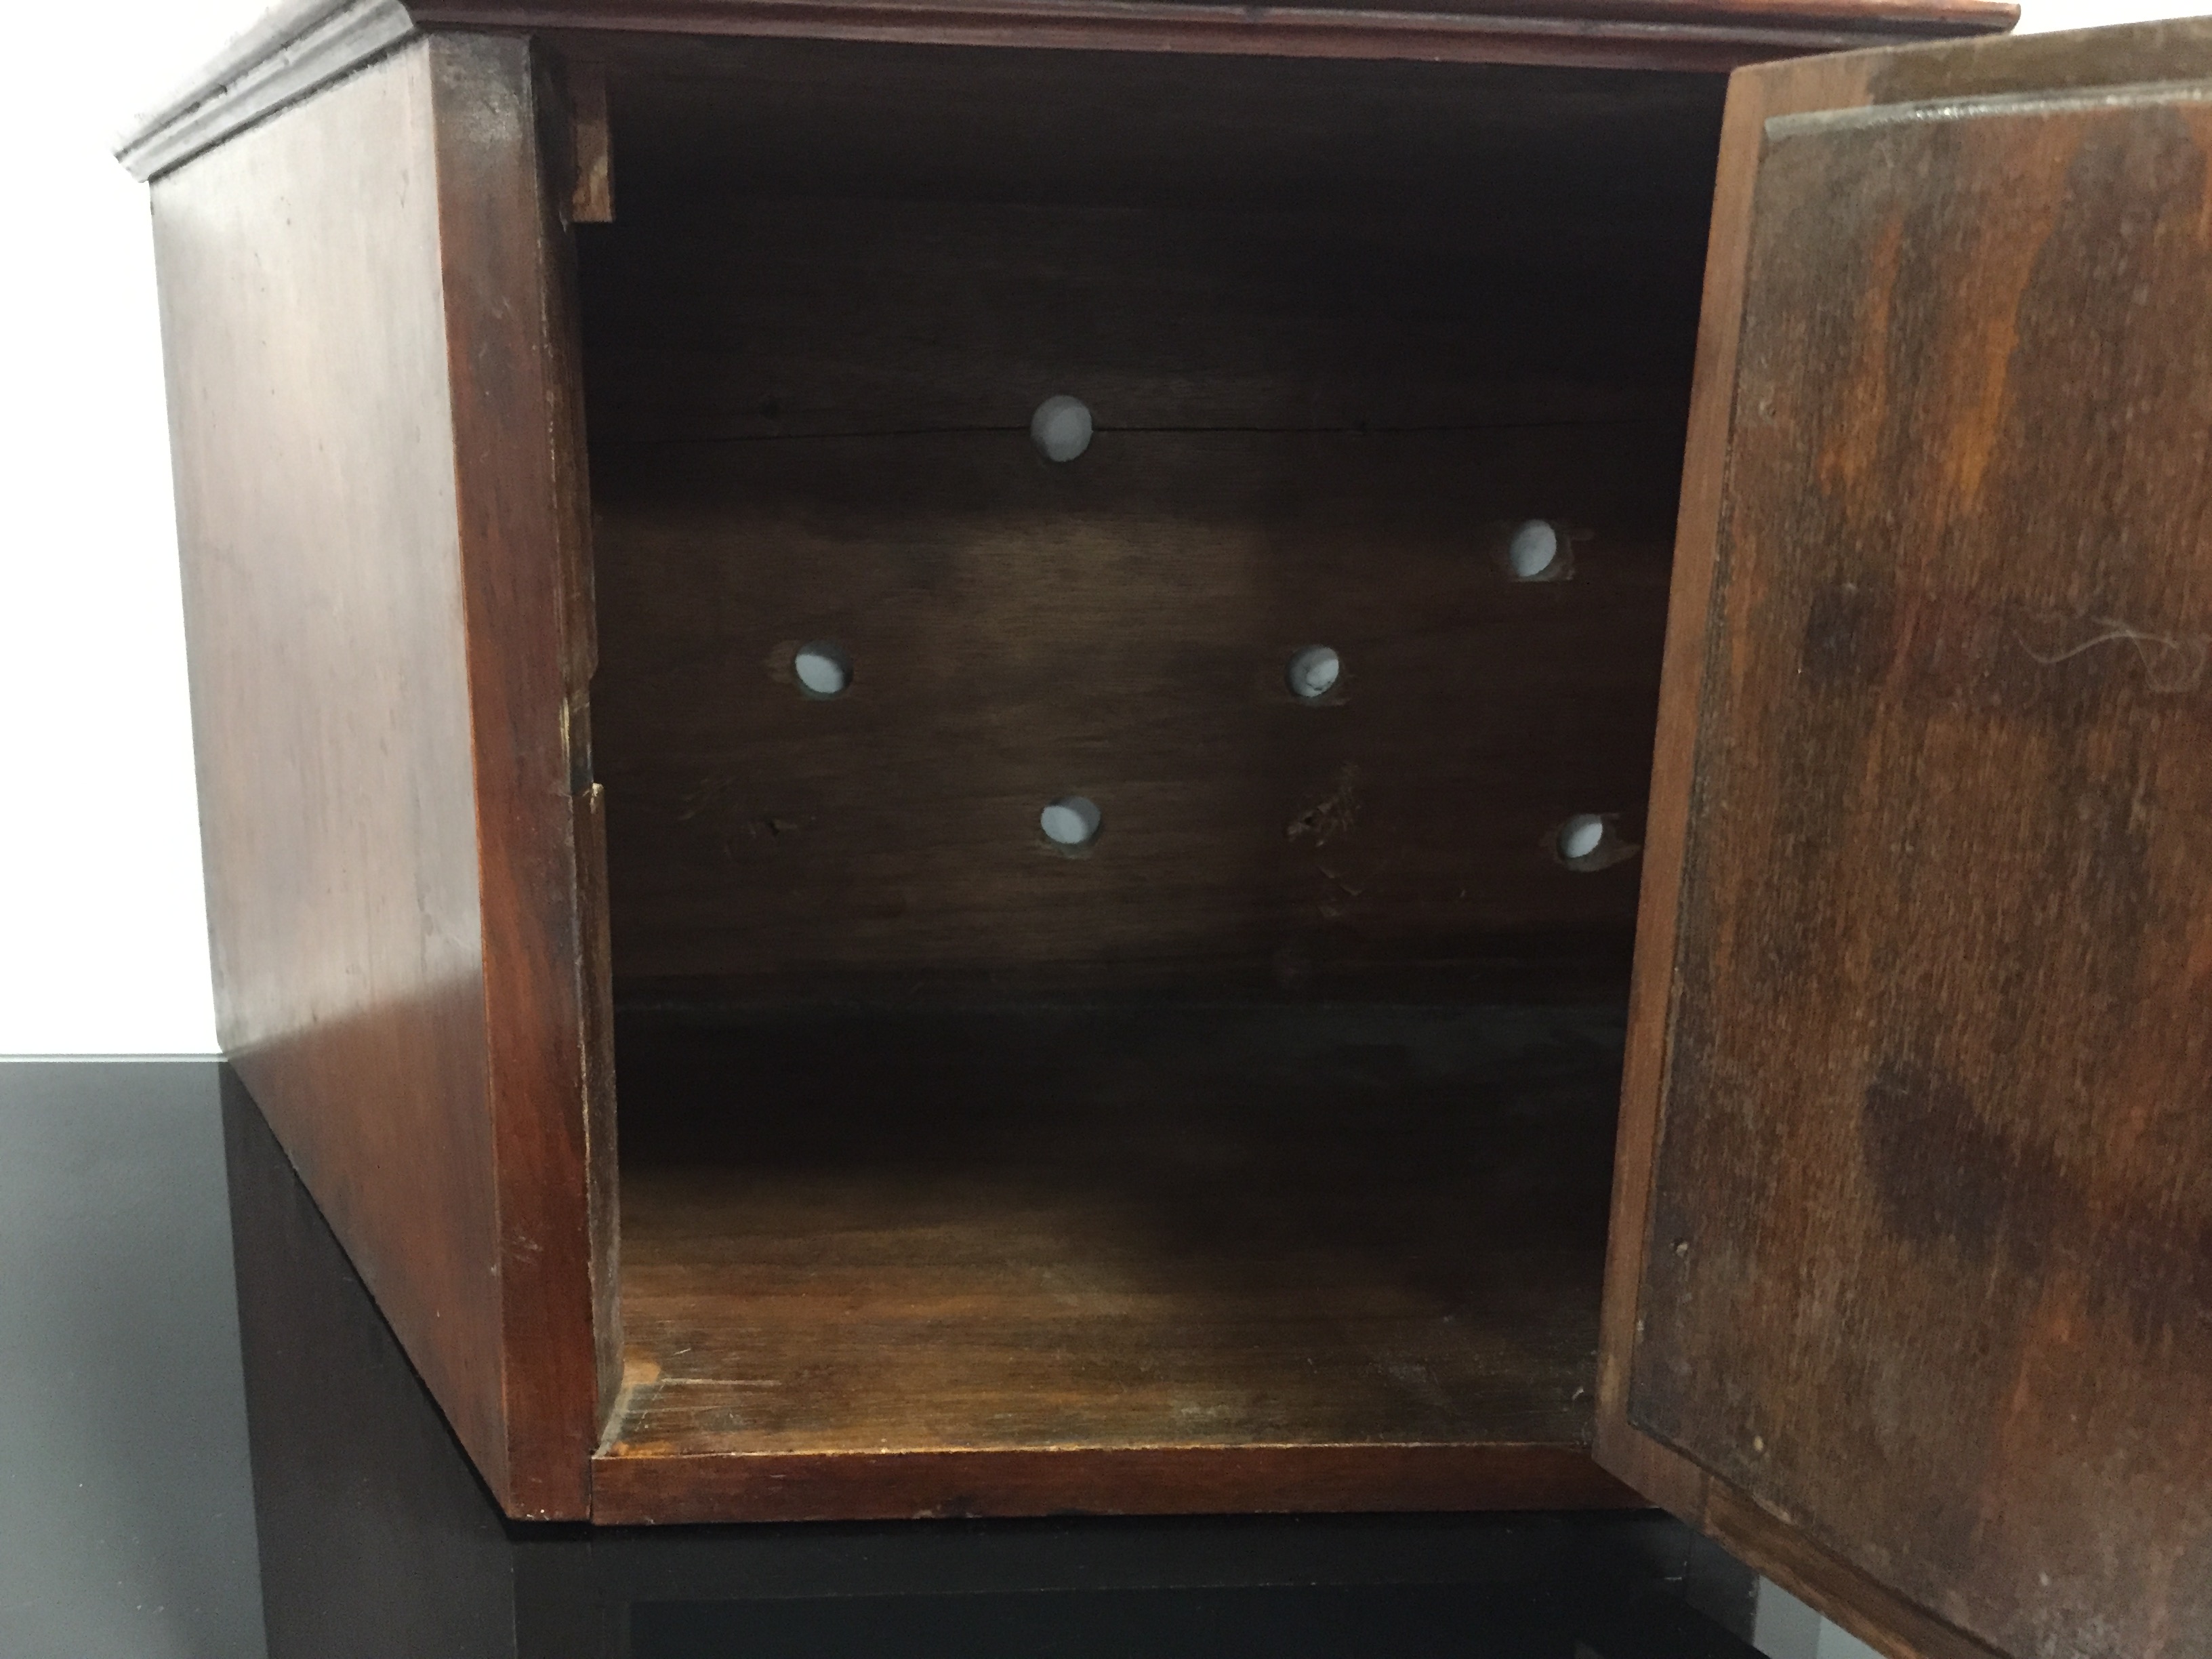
[{"x1": 125, "y1": 4, "x2": 2212, "y2": 1656}]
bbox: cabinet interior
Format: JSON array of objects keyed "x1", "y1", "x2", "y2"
[{"x1": 574, "y1": 36, "x2": 1723, "y2": 1504}]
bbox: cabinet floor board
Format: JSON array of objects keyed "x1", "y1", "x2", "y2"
[{"x1": 596, "y1": 1003, "x2": 1632, "y2": 1520}]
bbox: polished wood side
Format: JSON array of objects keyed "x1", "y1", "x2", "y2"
[
  {"x1": 1605, "y1": 20, "x2": 2212, "y2": 1659},
  {"x1": 155, "y1": 35, "x2": 601, "y2": 1518}
]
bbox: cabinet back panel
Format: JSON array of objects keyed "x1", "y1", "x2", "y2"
[{"x1": 579, "y1": 46, "x2": 1716, "y2": 996}]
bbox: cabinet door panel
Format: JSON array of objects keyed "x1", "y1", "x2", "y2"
[{"x1": 1605, "y1": 22, "x2": 2212, "y2": 1659}]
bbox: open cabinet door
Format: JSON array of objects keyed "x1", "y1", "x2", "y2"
[{"x1": 1599, "y1": 20, "x2": 2212, "y2": 1659}]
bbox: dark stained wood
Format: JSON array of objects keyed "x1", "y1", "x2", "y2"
[
  {"x1": 462, "y1": 0, "x2": 2014, "y2": 75},
  {"x1": 580, "y1": 83, "x2": 1706, "y2": 997},
  {"x1": 1700, "y1": 1486, "x2": 2001, "y2": 1659},
  {"x1": 532, "y1": 41, "x2": 626, "y2": 1431},
  {"x1": 154, "y1": 37, "x2": 510, "y2": 1506},
  {"x1": 561, "y1": 57, "x2": 613, "y2": 222},
  {"x1": 483, "y1": 0, "x2": 2019, "y2": 26},
  {"x1": 117, "y1": 0, "x2": 2015, "y2": 180},
  {"x1": 595, "y1": 430, "x2": 1681, "y2": 998},
  {"x1": 1609, "y1": 20, "x2": 2212, "y2": 1659},
  {"x1": 154, "y1": 35, "x2": 602, "y2": 1518},
  {"x1": 1594, "y1": 39, "x2": 1874, "y2": 1540},
  {"x1": 577, "y1": 785, "x2": 623, "y2": 1426},
  {"x1": 434, "y1": 32, "x2": 605, "y2": 1516},
  {"x1": 224, "y1": 1074, "x2": 1734, "y2": 1631},
  {"x1": 131, "y1": 0, "x2": 2047, "y2": 1551},
  {"x1": 581, "y1": 51, "x2": 1729, "y2": 420},
  {"x1": 594, "y1": 1004, "x2": 1637, "y2": 1521},
  {"x1": 595, "y1": 1442, "x2": 1634, "y2": 1525}
]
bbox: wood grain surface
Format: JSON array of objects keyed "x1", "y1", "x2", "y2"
[
  {"x1": 595, "y1": 1004, "x2": 1636, "y2": 1521},
  {"x1": 432, "y1": 31, "x2": 606, "y2": 1519},
  {"x1": 155, "y1": 37, "x2": 602, "y2": 1517},
  {"x1": 583, "y1": 56, "x2": 1709, "y2": 999},
  {"x1": 1614, "y1": 21, "x2": 2212, "y2": 1659},
  {"x1": 155, "y1": 38, "x2": 514, "y2": 1505}
]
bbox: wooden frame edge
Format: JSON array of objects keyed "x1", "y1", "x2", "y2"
[
  {"x1": 1595, "y1": 39, "x2": 1849, "y2": 1528},
  {"x1": 118, "y1": 0, "x2": 418, "y2": 180},
  {"x1": 119, "y1": 0, "x2": 2015, "y2": 182},
  {"x1": 590, "y1": 1443, "x2": 1642, "y2": 1525},
  {"x1": 430, "y1": 32, "x2": 605, "y2": 1519}
]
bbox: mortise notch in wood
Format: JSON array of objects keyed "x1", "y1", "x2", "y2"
[{"x1": 567, "y1": 60, "x2": 613, "y2": 223}]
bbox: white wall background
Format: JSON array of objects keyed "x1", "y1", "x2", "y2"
[
  {"x1": 3, "y1": 1, "x2": 268, "y2": 1056},
  {"x1": 5, "y1": 0, "x2": 2185, "y2": 1057}
]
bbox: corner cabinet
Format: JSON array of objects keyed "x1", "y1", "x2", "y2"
[{"x1": 126, "y1": 5, "x2": 2212, "y2": 1657}]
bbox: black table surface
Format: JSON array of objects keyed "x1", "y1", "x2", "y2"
[{"x1": 0, "y1": 1059, "x2": 1763, "y2": 1659}]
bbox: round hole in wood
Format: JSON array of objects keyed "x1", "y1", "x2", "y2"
[
  {"x1": 1040, "y1": 795, "x2": 1102, "y2": 848},
  {"x1": 1557, "y1": 814, "x2": 1608, "y2": 863},
  {"x1": 1286, "y1": 645, "x2": 1341, "y2": 700},
  {"x1": 793, "y1": 642, "x2": 851, "y2": 697},
  {"x1": 1031, "y1": 394, "x2": 1094, "y2": 462},
  {"x1": 1508, "y1": 519, "x2": 1562, "y2": 579}
]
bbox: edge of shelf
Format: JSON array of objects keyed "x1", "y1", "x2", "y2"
[{"x1": 588, "y1": 1441, "x2": 1644, "y2": 1524}]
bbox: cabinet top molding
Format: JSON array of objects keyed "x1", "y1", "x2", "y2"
[{"x1": 118, "y1": 0, "x2": 2014, "y2": 180}]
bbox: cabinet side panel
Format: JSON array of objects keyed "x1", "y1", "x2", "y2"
[
  {"x1": 155, "y1": 40, "x2": 510, "y2": 1504},
  {"x1": 426, "y1": 33, "x2": 601, "y2": 1517}
]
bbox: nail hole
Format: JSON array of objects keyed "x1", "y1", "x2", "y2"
[
  {"x1": 1286, "y1": 645, "x2": 1340, "y2": 700},
  {"x1": 1508, "y1": 519, "x2": 1562, "y2": 579},
  {"x1": 793, "y1": 642, "x2": 851, "y2": 697},
  {"x1": 1040, "y1": 795, "x2": 1102, "y2": 849},
  {"x1": 1031, "y1": 394, "x2": 1093, "y2": 463}
]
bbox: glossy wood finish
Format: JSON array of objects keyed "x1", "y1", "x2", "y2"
[
  {"x1": 1603, "y1": 20, "x2": 2212, "y2": 1659},
  {"x1": 117, "y1": 0, "x2": 2014, "y2": 181},
  {"x1": 594, "y1": 1005, "x2": 1635, "y2": 1521},
  {"x1": 153, "y1": 35, "x2": 601, "y2": 1518}
]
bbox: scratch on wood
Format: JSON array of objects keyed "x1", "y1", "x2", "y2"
[
  {"x1": 1288, "y1": 764, "x2": 1364, "y2": 846},
  {"x1": 2017, "y1": 617, "x2": 2209, "y2": 694}
]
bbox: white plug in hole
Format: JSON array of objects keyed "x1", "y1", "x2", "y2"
[
  {"x1": 1554, "y1": 813, "x2": 1639, "y2": 872},
  {"x1": 1558, "y1": 815, "x2": 1606, "y2": 861},
  {"x1": 1509, "y1": 519, "x2": 1563, "y2": 580},
  {"x1": 1040, "y1": 795, "x2": 1102, "y2": 849},
  {"x1": 1286, "y1": 646, "x2": 1341, "y2": 701},
  {"x1": 793, "y1": 642, "x2": 851, "y2": 697},
  {"x1": 1031, "y1": 395, "x2": 1094, "y2": 463}
]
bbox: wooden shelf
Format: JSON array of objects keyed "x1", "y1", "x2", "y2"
[{"x1": 594, "y1": 1003, "x2": 1637, "y2": 1521}]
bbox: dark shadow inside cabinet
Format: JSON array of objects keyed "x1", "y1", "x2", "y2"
[{"x1": 572, "y1": 36, "x2": 1721, "y2": 1511}]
